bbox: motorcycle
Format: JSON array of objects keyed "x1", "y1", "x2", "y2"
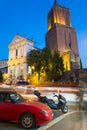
[{"x1": 34, "y1": 90, "x2": 68, "y2": 113}]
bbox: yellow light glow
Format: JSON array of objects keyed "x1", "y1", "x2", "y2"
[
  {"x1": 54, "y1": 13, "x2": 57, "y2": 23},
  {"x1": 62, "y1": 52, "x2": 71, "y2": 71},
  {"x1": 31, "y1": 66, "x2": 35, "y2": 70},
  {"x1": 7, "y1": 57, "x2": 26, "y2": 66},
  {"x1": 48, "y1": 13, "x2": 66, "y2": 30},
  {"x1": 3, "y1": 73, "x2": 8, "y2": 80},
  {"x1": 59, "y1": 18, "x2": 66, "y2": 25},
  {"x1": 54, "y1": 15, "x2": 66, "y2": 25},
  {"x1": 48, "y1": 19, "x2": 52, "y2": 30},
  {"x1": 48, "y1": 24, "x2": 52, "y2": 30}
]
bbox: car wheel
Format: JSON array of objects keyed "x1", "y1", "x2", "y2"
[{"x1": 20, "y1": 112, "x2": 36, "y2": 129}]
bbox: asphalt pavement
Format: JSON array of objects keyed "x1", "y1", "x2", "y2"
[{"x1": 42, "y1": 111, "x2": 87, "y2": 130}]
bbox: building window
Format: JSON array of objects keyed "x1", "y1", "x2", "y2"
[{"x1": 16, "y1": 49, "x2": 18, "y2": 58}]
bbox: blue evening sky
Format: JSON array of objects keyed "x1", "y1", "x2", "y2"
[{"x1": 0, "y1": 0, "x2": 87, "y2": 68}]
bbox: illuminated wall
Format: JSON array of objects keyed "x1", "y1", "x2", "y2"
[
  {"x1": 48, "y1": 1, "x2": 71, "y2": 31},
  {"x1": 62, "y1": 51, "x2": 71, "y2": 71},
  {"x1": 7, "y1": 35, "x2": 35, "y2": 80}
]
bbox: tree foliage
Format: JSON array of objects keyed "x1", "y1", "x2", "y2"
[
  {"x1": 27, "y1": 48, "x2": 65, "y2": 82},
  {"x1": 51, "y1": 50, "x2": 65, "y2": 81},
  {"x1": 27, "y1": 49, "x2": 42, "y2": 73},
  {"x1": 0, "y1": 71, "x2": 3, "y2": 82},
  {"x1": 41, "y1": 48, "x2": 52, "y2": 80},
  {"x1": 80, "y1": 59, "x2": 82, "y2": 69}
]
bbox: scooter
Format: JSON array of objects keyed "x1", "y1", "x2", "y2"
[{"x1": 34, "y1": 90, "x2": 68, "y2": 113}]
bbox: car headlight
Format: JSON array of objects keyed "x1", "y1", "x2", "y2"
[{"x1": 41, "y1": 109, "x2": 48, "y2": 115}]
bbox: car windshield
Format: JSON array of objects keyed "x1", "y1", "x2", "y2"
[{"x1": 10, "y1": 93, "x2": 24, "y2": 103}]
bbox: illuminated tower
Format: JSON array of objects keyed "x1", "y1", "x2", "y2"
[{"x1": 46, "y1": 0, "x2": 80, "y2": 70}]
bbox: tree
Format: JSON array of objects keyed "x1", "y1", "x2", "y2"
[
  {"x1": 27, "y1": 49, "x2": 42, "y2": 73},
  {"x1": 80, "y1": 59, "x2": 82, "y2": 69},
  {"x1": 27, "y1": 48, "x2": 65, "y2": 83},
  {"x1": 0, "y1": 71, "x2": 3, "y2": 82},
  {"x1": 51, "y1": 50, "x2": 65, "y2": 81},
  {"x1": 41, "y1": 47, "x2": 53, "y2": 80}
]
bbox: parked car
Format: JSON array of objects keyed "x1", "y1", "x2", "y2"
[
  {"x1": 16, "y1": 80, "x2": 29, "y2": 86},
  {"x1": 14, "y1": 80, "x2": 35, "y2": 94},
  {"x1": 0, "y1": 91, "x2": 53, "y2": 129}
]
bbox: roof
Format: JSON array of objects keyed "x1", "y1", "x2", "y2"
[{"x1": 8, "y1": 34, "x2": 34, "y2": 48}]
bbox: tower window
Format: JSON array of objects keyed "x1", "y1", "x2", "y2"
[
  {"x1": 69, "y1": 43, "x2": 71, "y2": 49},
  {"x1": 69, "y1": 33, "x2": 71, "y2": 49}
]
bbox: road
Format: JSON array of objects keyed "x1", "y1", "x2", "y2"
[{"x1": 45, "y1": 111, "x2": 87, "y2": 130}]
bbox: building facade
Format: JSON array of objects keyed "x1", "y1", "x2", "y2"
[
  {"x1": 7, "y1": 35, "x2": 36, "y2": 80},
  {"x1": 0, "y1": 59, "x2": 8, "y2": 73},
  {"x1": 46, "y1": 0, "x2": 80, "y2": 70}
]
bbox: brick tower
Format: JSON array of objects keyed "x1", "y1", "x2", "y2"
[{"x1": 46, "y1": 0, "x2": 80, "y2": 70}]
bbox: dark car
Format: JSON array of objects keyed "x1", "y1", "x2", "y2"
[
  {"x1": 16, "y1": 80, "x2": 29, "y2": 85},
  {"x1": 14, "y1": 81, "x2": 35, "y2": 94}
]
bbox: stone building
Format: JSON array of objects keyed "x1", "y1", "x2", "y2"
[
  {"x1": 46, "y1": 0, "x2": 80, "y2": 70},
  {"x1": 7, "y1": 35, "x2": 37, "y2": 80},
  {"x1": 0, "y1": 59, "x2": 8, "y2": 73}
]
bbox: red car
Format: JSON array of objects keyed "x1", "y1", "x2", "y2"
[{"x1": 0, "y1": 91, "x2": 53, "y2": 129}]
